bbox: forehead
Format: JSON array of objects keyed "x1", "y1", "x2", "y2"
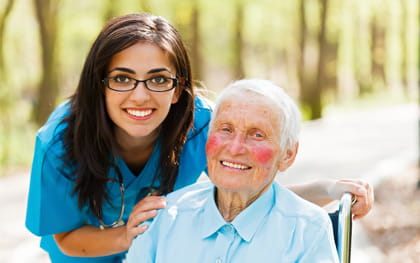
[
  {"x1": 215, "y1": 93, "x2": 281, "y2": 127},
  {"x1": 108, "y1": 42, "x2": 174, "y2": 70}
]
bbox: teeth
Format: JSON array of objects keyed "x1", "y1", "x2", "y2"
[
  {"x1": 221, "y1": 161, "x2": 249, "y2": 170},
  {"x1": 127, "y1": 109, "x2": 152, "y2": 117}
]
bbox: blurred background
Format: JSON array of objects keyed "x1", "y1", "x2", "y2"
[{"x1": 0, "y1": 0, "x2": 418, "y2": 262}]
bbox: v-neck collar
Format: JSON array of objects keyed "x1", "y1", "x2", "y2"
[{"x1": 107, "y1": 138, "x2": 162, "y2": 197}]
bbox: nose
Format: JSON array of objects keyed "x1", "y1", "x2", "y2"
[
  {"x1": 227, "y1": 133, "x2": 247, "y2": 155},
  {"x1": 129, "y1": 81, "x2": 151, "y2": 103}
]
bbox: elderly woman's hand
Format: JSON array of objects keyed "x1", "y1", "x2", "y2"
[{"x1": 327, "y1": 179, "x2": 374, "y2": 220}]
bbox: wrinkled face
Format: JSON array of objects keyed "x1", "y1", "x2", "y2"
[
  {"x1": 206, "y1": 93, "x2": 289, "y2": 197},
  {"x1": 105, "y1": 42, "x2": 179, "y2": 142}
]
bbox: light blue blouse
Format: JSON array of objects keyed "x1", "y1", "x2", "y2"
[
  {"x1": 25, "y1": 97, "x2": 211, "y2": 263},
  {"x1": 127, "y1": 181, "x2": 339, "y2": 263}
]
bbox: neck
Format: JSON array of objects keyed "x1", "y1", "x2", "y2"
[
  {"x1": 215, "y1": 189, "x2": 259, "y2": 222},
  {"x1": 215, "y1": 184, "x2": 272, "y2": 222},
  {"x1": 115, "y1": 128, "x2": 159, "y2": 175},
  {"x1": 115, "y1": 127, "x2": 159, "y2": 151}
]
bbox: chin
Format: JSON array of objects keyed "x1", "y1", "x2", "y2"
[
  {"x1": 214, "y1": 180, "x2": 245, "y2": 192},
  {"x1": 123, "y1": 126, "x2": 157, "y2": 138}
]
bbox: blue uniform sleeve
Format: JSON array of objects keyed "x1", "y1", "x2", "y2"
[{"x1": 25, "y1": 104, "x2": 88, "y2": 236}]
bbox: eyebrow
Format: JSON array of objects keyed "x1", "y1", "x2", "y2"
[{"x1": 108, "y1": 67, "x2": 173, "y2": 75}]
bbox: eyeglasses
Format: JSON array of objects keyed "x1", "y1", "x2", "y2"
[{"x1": 102, "y1": 75, "x2": 178, "y2": 92}]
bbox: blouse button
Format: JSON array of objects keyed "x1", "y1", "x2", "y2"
[{"x1": 224, "y1": 224, "x2": 233, "y2": 232}]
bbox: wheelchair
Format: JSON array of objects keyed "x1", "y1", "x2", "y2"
[{"x1": 329, "y1": 193, "x2": 353, "y2": 263}]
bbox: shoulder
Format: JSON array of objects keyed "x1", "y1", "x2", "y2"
[
  {"x1": 188, "y1": 96, "x2": 212, "y2": 139},
  {"x1": 166, "y1": 181, "x2": 213, "y2": 211},
  {"x1": 36, "y1": 101, "x2": 70, "y2": 148},
  {"x1": 32, "y1": 101, "x2": 72, "y2": 175},
  {"x1": 272, "y1": 182, "x2": 330, "y2": 226}
]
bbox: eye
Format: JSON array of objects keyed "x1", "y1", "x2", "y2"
[
  {"x1": 217, "y1": 124, "x2": 232, "y2": 134},
  {"x1": 214, "y1": 123, "x2": 233, "y2": 134},
  {"x1": 250, "y1": 129, "x2": 265, "y2": 139},
  {"x1": 112, "y1": 75, "x2": 132, "y2": 83},
  {"x1": 150, "y1": 76, "x2": 169, "y2": 85}
]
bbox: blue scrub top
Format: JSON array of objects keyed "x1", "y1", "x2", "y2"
[{"x1": 25, "y1": 96, "x2": 211, "y2": 263}]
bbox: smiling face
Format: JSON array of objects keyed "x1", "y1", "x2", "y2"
[
  {"x1": 105, "y1": 41, "x2": 180, "y2": 143},
  {"x1": 206, "y1": 92, "x2": 294, "y2": 198}
]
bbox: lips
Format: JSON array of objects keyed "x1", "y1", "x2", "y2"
[{"x1": 221, "y1": 160, "x2": 251, "y2": 170}]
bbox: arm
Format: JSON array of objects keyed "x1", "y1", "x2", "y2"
[
  {"x1": 54, "y1": 195, "x2": 166, "y2": 257},
  {"x1": 54, "y1": 225, "x2": 132, "y2": 257},
  {"x1": 287, "y1": 178, "x2": 374, "y2": 219}
]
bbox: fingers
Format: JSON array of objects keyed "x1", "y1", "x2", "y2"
[
  {"x1": 351, "y1": 181, "x2": 374, "y2": 220},
  {"x1": 125, "y1": 196, "x2": 167, "y2": 240},
  {"x1": 333, "y1": 179, "x2": 374, "y2": 220},
  {"x1": 132, "y1": 195, "x2": 167, "y2": 212},
  {"x1": 337, "y1": 179, "x2": 368, "y2": 196},
  {"x1": 130, "y1": 196, "x2": 166, "y2": 225}
]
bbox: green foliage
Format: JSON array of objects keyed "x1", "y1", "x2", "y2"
[
  {"x1": 0, "y1": 100, "x2": 37, "y2": 174},
  {"x1": 0, "y1": 0, "x2": 418, "y2": 171}
]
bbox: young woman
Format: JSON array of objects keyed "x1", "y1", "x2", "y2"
[{"x1": 25, "y1": 13, "x2": 373, "y2": 263}]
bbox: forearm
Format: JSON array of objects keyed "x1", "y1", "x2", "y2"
[
  {"x1": 286, "y1": 179, "x2": 334, "y2": 206},
  {"x1": 286, "y1": 178, "x2": 373, "y2": 220},
  {"x1": 54, "y1": 225, "x2": 130, "y2": 257}
]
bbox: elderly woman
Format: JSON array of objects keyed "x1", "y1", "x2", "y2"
[{"x1": 127, "y1": 79, "x2": 339, "y2": 262}]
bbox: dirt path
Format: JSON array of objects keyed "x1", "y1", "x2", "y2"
[{"x1": 361, "y1": 164, "x2": 420, "y2": 262}]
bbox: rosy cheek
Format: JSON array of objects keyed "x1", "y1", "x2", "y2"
[
  {"x1": 252, "y1": 145, "x2": 275, "y2": 164},
  {"x1": 206, "y1": 134, "x2": 222, "y2": 156}
]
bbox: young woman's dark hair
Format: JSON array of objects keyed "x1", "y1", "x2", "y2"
[{"x1": 62, "y1": 13, "x2": 194, "y2": 220}]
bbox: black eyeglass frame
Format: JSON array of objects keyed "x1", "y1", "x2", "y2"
[{"x1": 102, "y1": 76, "x2": 178, "y2": 93}]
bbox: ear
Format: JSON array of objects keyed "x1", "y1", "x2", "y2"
[
  {"x1": 171, "y1": 87, "x2": 182, "y2": 104},
  {"x1": 277, "y1": 142, "x2": 299, "y2": 172}
]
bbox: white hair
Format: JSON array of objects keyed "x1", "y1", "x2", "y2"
[{"x1": 209, "y1": 79, "x2": 301, "y2": 151}]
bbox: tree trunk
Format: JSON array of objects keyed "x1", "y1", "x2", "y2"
[
  {"x1": 306, "y1": 0, "x2": 329, "y2": 120},
  {"x1": 370, "y1": 15, "x2": 386, "y2": 92},
  {"x1": 400, "y1": 0, "x2": 409, "y2": 96},
  {"x1": 325, "y1": 40, "x2": 338, "y2": 99},
  {"x1": 418, "y1": 4, "x2": 420, "y2": 188},
  {"x1": 298, "y1": 0, "x2": 328, "y2": 120},
  {"x1": 297, "y1": 0, "x2": 307, "y2": 98},
  {"x1": 232, "y1": 1, "x2": 244, "y2": 79},
  {"x1": 33, "y1": 0, "x2": 60, "y2": 126},
  {"x1": 0, "y1": 0, "x2": 14, "y2": 78},
  {"x1": 0, "y1": 0, "x2": 15, "y2": 166},
  {"x1": 190, "y1": 3, "x2": 202, "y2": 81},
  {"x1": 354, "y1": 8, "x2": 372, "y2": 96}
]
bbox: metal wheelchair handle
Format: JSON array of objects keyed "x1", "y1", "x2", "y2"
[{"x1": 337, "y1": 193, "x2": 353, "y2": 263}]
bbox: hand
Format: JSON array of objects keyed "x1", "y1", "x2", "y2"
[
  {"x1": 123, "y1": 194, "x2": 166, "y2": 247},
  {"x1": 328, "y1": 179, "x2": 374, "y2": 220}
]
